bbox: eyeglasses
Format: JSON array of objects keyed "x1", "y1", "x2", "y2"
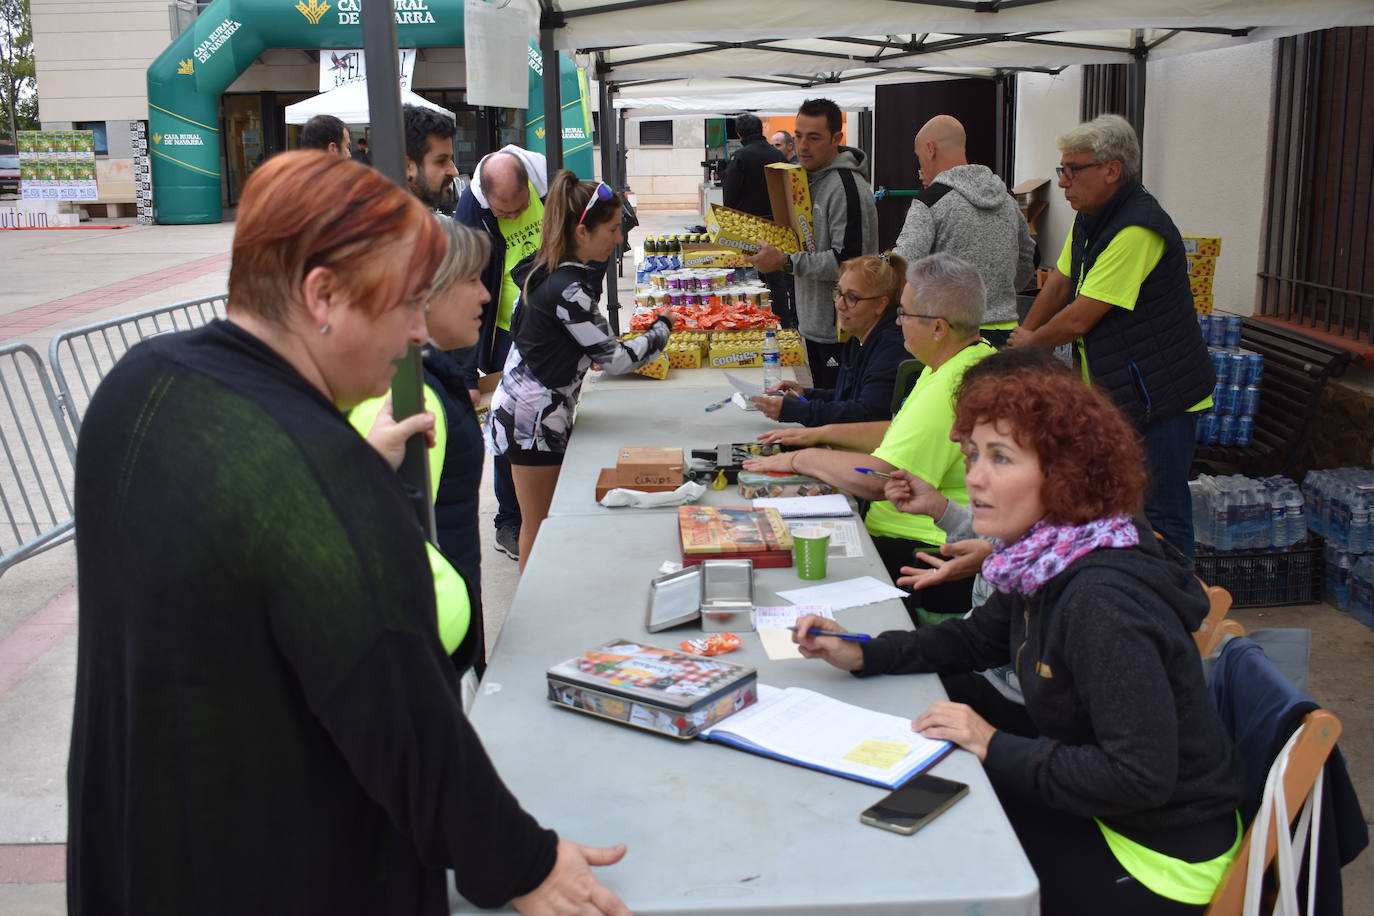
[
  {"x1": 832, "y1": 286, "x2": 885, "y2": 309},
  {"x1": 1055, "y1": 161, "x2": 1105, "y2": 180},
  {"x1": 895, "y1": 310, "x2": 943, "y2": 323},
  {"x1": 577, "y1": 181, "x2": 614, "y2": 227}
]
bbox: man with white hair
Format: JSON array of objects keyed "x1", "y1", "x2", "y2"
[{"x1": 1010, "y1": 114, "x2": 1212, "y2": 562}]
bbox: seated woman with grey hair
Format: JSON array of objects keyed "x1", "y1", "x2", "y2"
[{"x1": 744, "y1": 251, "x2": 995, "y2": 624}]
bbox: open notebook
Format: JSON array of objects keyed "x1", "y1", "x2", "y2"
[{"x1": 699, "y1": 684, "x2": 952, "y2": 789}]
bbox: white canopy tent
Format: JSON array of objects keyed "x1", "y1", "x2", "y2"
[
  {"x1": 283, "y1": 81, "x2": 454, "y2": 126},
  {"x1": 533, "y1": 0, "x2": 1374, "y2": 117}
]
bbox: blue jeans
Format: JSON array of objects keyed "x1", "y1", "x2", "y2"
[
  {"x1": 491, "y1": 327, "x2": 521, "y2": 530},
  {"x1": 1143, "y1": 411, "x2": 1198, "y2": 563}
]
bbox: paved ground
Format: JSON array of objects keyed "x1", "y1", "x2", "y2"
[{"x1": 1, "y1": 211, "x2": 1369, "y2": 912}]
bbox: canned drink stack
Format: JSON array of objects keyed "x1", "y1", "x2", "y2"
[
  {"x1": 1218, "y1": 414, "x2": 1238, "y2": 446},
  {"x1": 1198, "y1": 412, "x2": 1220, "y2": 444},
  {"x1": 1225, "y1": 351, "x2": 1247, "y2": 386},
  {"x1": 1224, "y1": 315, "x2": 1243, "y2": 347},
  {"x1": 1242, "y1": 384, "x2": 1262, "y2": 417},
  {"x1": 1244, "y1": 352, "x2": 1265, "y2": 386},
  {"x1": 1207, "y1": 317, "x2": 1228, "y2": 347},
  {"x1": 1210, "y1": 348, "x2": 1227, "y2": 383},
  {"x1": 1217, "y1": 384, "x2": 1241, "y2": 416},
  {"x1": 1236, "y1": 415, "x2": 1254, "y2": 446}
]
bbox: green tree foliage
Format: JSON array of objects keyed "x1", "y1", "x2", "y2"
[{"x1": 0, "y1": 0, "x2": 37, "y2": 145}]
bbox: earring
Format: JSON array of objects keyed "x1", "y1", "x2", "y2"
[{"x1": 319, "y1": 323, "x2": 331, "y2": 334}]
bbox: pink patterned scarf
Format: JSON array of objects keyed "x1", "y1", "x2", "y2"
[{"x1": 982, "y1": 515, "x2": 1140, "y2": 595}]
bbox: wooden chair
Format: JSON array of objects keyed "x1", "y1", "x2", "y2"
[
  {"x1": 1194, "y1": 585, "x2": 1236, "y2": 657},
  {"x1": 1204, "y1": 622, "x2": 1345, "y2": 915}
]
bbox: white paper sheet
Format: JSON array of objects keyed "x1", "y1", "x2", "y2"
[
  {"x1": 756, "y1": 493, "x2": 853, "y2": 518},
  {"x1": 775, "y1": 576, "x2": 907, "y2": 611},
  {"x1": 724, "y1": 371, "x2": 766, "y2": 399},
  {"x1": 784, "y1": 518, "x2": 864, "y2": 558},
  {"x1": 755, "y1": 604, "x2": 834, "y2": 660}
]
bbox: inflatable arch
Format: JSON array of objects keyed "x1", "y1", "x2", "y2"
[{"x1": 147, "y1": 0, "x2": 592, "y2": 224}]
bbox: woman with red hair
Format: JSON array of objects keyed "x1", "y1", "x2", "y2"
[
  {"x1": 68, "y1": 152, "x2": 628, "y2": 916},
  {"x1": 795, "y1": 367, "x2": 1242, "y2": 915}
]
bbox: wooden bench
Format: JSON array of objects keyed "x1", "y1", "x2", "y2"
[{"x1": 1194, "y1": 317, "x2": 1354, "y2": 480}]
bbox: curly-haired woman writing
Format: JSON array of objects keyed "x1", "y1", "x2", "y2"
[{"x1": 795, "y1": 366, "x2": 1242, "y2": 915}]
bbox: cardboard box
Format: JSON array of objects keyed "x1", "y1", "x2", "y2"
[
  {"x1": 1182, "y1": 236, "x2": 1223, "y2": 257},
  {"x1": 1193, "y1": 294, "x2": 1214, "y2": 315},
  {"x1": 1190, "y1": 275, "x2": 1214, "y2": 297},
  {"x1": 1187, "y1": 254, "x2": 1218, "y2": 278},
  {"x1": 679, "y1": 244, "x2": 750, "y2": 269},
  {"x1": 1012, "y1": 177, "x2": 1051, "y2": 238},
  {"x1": 617, "y1": 447, "x2": 684, "y2": 488},
  {"x1": 705, "y1": 162, "x2": 815, "y2": 256}
]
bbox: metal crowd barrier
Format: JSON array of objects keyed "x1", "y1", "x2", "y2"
[
  {"x1": 48, "y1": 294, "x2": 228, "y2": 433},
  {"x1": 0, "y1": 343, "x2": 78, "y2": 580}
]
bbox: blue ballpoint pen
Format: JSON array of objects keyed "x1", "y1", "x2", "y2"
[
  {"x1": 787, "y1": 626, "x2": 872, "y2": 643},
  {"x1": 703, "y1": 396, "x2": 733, "y2": 412},
  {"x1": 853, "y1": 466, "x2": 893, "y2": 479}
]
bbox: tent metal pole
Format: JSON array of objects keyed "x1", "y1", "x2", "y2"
[
  {"x1": 1130, "y1": 30, "x2": 1147, "y2": 150},
  {"x1": 540, "y1": 5, "x2": 564, "y2": 181},
  {"x1": 363, "y1": 0, "x2": 433, "y2": 537},
  {"x1": 597, "y1": 61, "x2": 622, "y2": 335}
]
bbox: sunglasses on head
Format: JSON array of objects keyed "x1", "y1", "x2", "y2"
[{"x1": 577, "y1": 181, "x2": 614, "y2": 227}]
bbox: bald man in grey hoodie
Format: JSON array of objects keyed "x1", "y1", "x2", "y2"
[{"x1": 895, "y1": 115, "x2": 1035, "y2": 347}]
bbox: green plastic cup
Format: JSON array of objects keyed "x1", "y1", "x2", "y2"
[{"x1": 792, "y1": 526, "x2": 831, "y2": 580}]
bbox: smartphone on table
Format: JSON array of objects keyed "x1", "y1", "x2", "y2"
[{"x1": 859, "y1": 773, "x2": 969, "y2": 835}]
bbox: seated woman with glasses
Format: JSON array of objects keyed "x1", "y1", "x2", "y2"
[
  {"x1": 792, "y1": 364, "x2": 1242, "y2": 916},
  {"x1": 749, "y1": 252, "x2": 911, "y2": 425},
  {"x1": 744, "y1": 252, "x2": 995, "y2": 622},
  {"x1": 486, "y1": 172, "x2": 672, "y2": 570}
]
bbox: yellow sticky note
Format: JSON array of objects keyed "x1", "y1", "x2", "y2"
[{"x1": 842, "y1": 739, "x2": 911, "y2": 770}]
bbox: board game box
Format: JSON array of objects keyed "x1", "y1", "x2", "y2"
[
  {"x1": 677, "y1": 505, "x2": 795, "y2": 568},
  {"x1": 547, "y1": 639, "x2": 758, "y2": 739}
]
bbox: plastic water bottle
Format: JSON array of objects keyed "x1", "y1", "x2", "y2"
[
  {"x1": 761, "y1": 330, "x2": 781, "y2": 391},
  {"x1": 1350, "y1": 490, "x2": 1370, "y2": 554},
  {"x1": 1286, "y1": 486, "x2": 1307, "y2": 547},
  {"x1": 1212, "y1": 478, "x2": 1232, "y2": 551},
  {"x1": 1268, "y1": 481, "x2": 1286, "y2": 548}
]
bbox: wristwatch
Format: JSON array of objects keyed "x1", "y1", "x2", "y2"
[{"x1": 781, "y1": 255, "x2": 794, "y2": 275}]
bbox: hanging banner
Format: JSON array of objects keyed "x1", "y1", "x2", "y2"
[
  {"x1": 525, "y1": 41, "x2": 595, "y2": 180},
  {"x1": 464, "y1": 0, "x2": 534, "y2": 109},
  {"x1": 18, "y1": 131, "x2": 99, "y2": 202},
  {"x1": 319, "y1": 49, "x2": 418, "y2": 92}
]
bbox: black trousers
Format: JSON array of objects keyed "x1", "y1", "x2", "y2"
[{"x1": 804, "y1": 338, "x2": 845, "y2": 389}]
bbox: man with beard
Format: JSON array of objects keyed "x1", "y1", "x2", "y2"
[{"x1": 403, "y1": 105, "x2": 459, "y2": 213}]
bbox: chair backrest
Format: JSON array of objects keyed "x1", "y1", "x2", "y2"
[
  {"x1": 1205, "y1": 625, "x2": 1344, "y2": 915},
  {"x1": 890, "y1": 358, "x2": 924, "y2": 415},
  {"x1": 1194, "y1": 585, "x2": 1235, "y2": 657},
  {"x1": 1206, "y1": 708, "x2": 1343, "y2": 915}
]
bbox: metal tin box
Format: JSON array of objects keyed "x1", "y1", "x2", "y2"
[
  {"x1": 700, "y1": 558, "x2": 754, "y2": 632},
  {"x1": 547, "y1": 639, "x2": 758, "y2": 739}
]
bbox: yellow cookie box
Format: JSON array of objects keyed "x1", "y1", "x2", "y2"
[
  {"x1": 1190, "y1": 275, "x2": 1214, "y2": 297},
  {"x1": 706, "y1": 204, "x2": 800, "y2": 255},
  {"x1": 1186, "y1": 255, "x2": 1217, "y2": 277},
  {"x1": 1193, "y1": 294, "x2": 1214, "y2": 315},
  {"x1": 1182, "y1": 236, "x2": 1222, "y2": 257}
]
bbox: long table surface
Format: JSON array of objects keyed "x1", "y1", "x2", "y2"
[
  {"x1": 549, "y1": 374, "x2": 802, "y2": 519},
  {"x1": 455, "y1": 508, "x2": 1038, "y2": 914}
]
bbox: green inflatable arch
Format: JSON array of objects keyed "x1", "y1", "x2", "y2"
[{"x1": 147, "y1": 0, "x2": 592, "y2": 224}]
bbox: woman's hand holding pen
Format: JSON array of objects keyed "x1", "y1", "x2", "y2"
[
  {"x1": 882, "y1": 469, "x2": 949, "y2": 519},
  {"x1": 792, "y1": 614, "x2": 865, "y2": 671},
  {"x1": 766, "y1": 380, "x2": 805, "y2": 398}
]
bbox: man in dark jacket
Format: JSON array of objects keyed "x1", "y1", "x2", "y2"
[
  {"x1": 722, "y1": 114, "x2": 785, "y2": 219},
  {"x1": 451, "y1": 142, "x2": 550, "y2": 562},
  {"x1": 1011, "y1": 114, "x2": 1213, "y2": 562}
]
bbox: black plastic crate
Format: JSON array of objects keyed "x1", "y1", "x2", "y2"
[{"x1": 1194, "y1": 536, "x2": 1324, "y2": 608}]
